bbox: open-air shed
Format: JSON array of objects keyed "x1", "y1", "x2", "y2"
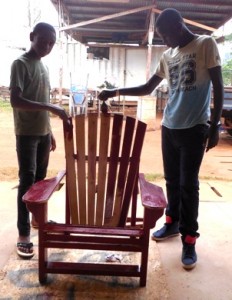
[{"x1": 49, "y1": 0, "x2": 232, "y2": 120}]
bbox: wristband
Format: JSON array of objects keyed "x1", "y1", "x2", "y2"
[
  {"x1": 209, "y1": 121, "x2": 221, "y2": 129},
  {"x1": 211, "y1": 122, "x2": 221, "y2": 128}
]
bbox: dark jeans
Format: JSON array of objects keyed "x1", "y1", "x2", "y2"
[
  {"x1": 162, "y1": 124, "x2": 208, "y2": 238},
  {"x1": 16, "y1": 134, "x2": 51, "y2": 237}
]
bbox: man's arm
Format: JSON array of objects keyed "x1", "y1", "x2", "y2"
[
  {"x1": 98, "y1": 74, "x2": 163, "y2": 100},
  {"x1": 206, "y1": 66, "x2": 224, "y2": 152},
  {"x1": 10, "y1": 86, "x2": 69, "y2": 122},
  {"x1": 209, "y1": 66, "x2": 224, "y2": 125}
]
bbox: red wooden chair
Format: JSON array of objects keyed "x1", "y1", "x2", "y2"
[{"x1": 23, "y1": 113, "x2": 166, "y2": 287}]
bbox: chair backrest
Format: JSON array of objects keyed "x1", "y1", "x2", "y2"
[{"x1": 63, "y1": 113, "x2": 147, "y2": 227}]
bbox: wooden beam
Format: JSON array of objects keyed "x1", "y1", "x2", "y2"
[
  {"x1": 152, "y1": 8, "x2": 216, "y2": 32},
  {"x1": 146, "y1": 12, "x2": 155, "y2": 80},
  {"x1": 59, "y1": 4, "x2": 155, "y2": 31},
  {"x1": 182, "y1": 18, "x2": 216, "y2": 32}
]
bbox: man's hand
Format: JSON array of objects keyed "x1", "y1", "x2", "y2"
[
  {"x1": 50, "y1": 105, "x2": 72, "y2": 129},
  {"x1": 50, "y1": 133, "x2": 56, "y2": 151},
  {"x1": 98, "y1": 89, "x2": 116, "y2": 101},
  {"x1": 51, "y1": 105, "x2": 69, "y2": 121},
  {"x1": 205, "y1": 124, "x2": 220, "y2": 152}
]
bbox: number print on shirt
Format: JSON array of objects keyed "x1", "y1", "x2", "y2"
[{"x1": 169, "y1": 59, "x2": 196, "y2": 92}]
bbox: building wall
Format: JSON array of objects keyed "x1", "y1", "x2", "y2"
[
  {"x1": 0, "y1": 38, "x2": 166, "y2": 94},
  {"x1": 67, "y1": 45, "x2": 166, "y2": 93}
]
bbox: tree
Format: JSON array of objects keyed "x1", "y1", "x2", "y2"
[
  {"x1": 27, "y1": 0, "x2": 41, "y2": 29},
  {"x1": 221, "y1": 32, "x2": 232, "y2": 86},
  {"x1": 225, "y1": 33, "x2": 232, "y2": 42},
  {"x1": 222, "y1": 59, "x2": 232, "y2": 86}
]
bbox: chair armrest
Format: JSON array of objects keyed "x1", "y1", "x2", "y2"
[
  {"x1": 139, "y1": 173, "x2": 167, "y2": 209},
  {"x1": 23, "y1": 170, "x2": 66, "y2": 204}
]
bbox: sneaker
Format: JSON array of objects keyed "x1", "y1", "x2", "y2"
[
  {"x1": 152, "y1": 222, "x2": 179, "y2": 241},
  {"x1": 181, "y1": 235, "x2": 197, "y2": 270}
]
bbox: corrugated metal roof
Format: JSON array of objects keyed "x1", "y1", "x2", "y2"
[{"x1": 50, "y1": 0, "x2": 232, "y2": 46}]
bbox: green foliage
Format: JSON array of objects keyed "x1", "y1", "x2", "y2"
[
  {"x1": 0, "y1": 98, "x2": 12, "y2": 112},
  {"x1": 222, "y1": 58, "x2": 232, "y2": 86},
  {"x1": 98, "y1": 80, "x2": 117, "y2": 89},
  {"x1": 225, "y1": 33, "x2": 232, "y2": 42},
  {"x1": 144, "y1": 173, "x2": 164, "y2": 181}
]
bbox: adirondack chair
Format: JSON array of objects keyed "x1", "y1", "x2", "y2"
[{"x1": 23, "y1": 112, "x2": 166, "y2": 287}]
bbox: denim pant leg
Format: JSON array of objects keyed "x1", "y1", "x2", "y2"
[
  {"x1": 16, "y1": 134, "x2": 51, "y2": 237},
  {"x1": 35, "y1": 134, "x2": 51, "y2": 182},
  {"x1": 162, "y1": 126, "x2": 181, "y2": 223},
  {"x1": 178, "y1": 125, "x2": 207, "y2": 237},
  {"x1": 162, "y1": 125, "x2": 207, "y2": 237}
]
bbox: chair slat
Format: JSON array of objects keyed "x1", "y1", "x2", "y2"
[
  {"x1": 75, "y1": 115, "x2": 87, "y2": 224},
  {"x1": 96, "y1": 114, "x2": 111, "y2": 225},
  {"x1": 87, "y1": 114, "x2": 98, "y2": 225},
  {"x1": 110, "y1": 116, "x2": 136, "y2": 226},
  {"x1": 64, "y1": 120, "x2": 79, "y2": 224},
  {"x1": 118, "y1": 120, "x2": 147, "y2": 227},
  {"x1": 104, "y1": 114, "x2": 123, "y2": 223}
]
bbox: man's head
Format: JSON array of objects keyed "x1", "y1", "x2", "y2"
[
  {"x1": 156, "y1": 9, "x2": 186, "y2": 48},
  {"x1": 30, "y1": 22, "x2": 56, "y2": 58}
]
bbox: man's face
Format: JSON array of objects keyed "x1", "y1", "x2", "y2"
[
  {"x1": 156, "y1": 25, "x2": 181, "y2": 48},
  {"x1": 30, "y1": 29, "x2": 56, "y2": 58}
]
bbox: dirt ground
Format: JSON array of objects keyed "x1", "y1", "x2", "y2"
[{"x1": 1, "y1": 110, "x2": 232, "y2": 182}]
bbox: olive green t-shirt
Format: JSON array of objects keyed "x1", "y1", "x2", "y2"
[{"x1": 10, "y1": 53, "x2": 51, "y2": 135}]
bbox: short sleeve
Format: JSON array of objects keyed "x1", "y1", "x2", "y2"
[
  {"x1": 154, "y1": 55, "x2": 166, "y2": 79},
  {"x1": 10, "y1": 60, "x2": 27, "y2": 92},
  {"x1": 205, "y1": 37, "x2": 221, "y2": 69}
]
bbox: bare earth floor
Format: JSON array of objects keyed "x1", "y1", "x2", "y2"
[{"x1": 0, "y1": 111, "x2": 232, "y2": 299}]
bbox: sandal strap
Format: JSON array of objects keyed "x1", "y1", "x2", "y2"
[{"x1": 17, "y1": 242, "x2": 33, "y2": 248}]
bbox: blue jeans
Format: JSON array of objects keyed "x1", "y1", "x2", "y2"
[
  {"x1": 16, "y1": 134, "x2": 51, "y2": 237},
  {"x1": 162, "y1": 125, "x2": 208, "y2": 237}
]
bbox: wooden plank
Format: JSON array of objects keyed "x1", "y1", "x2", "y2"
[
  {"x1": 119, "y1": 120, "x2": 147, "y2": 226},
  {"x1": 146, "y1": 11, "x2": 154, "y2": 76},
  {"x1": 23, "y1": 170, "x2": 66, "y2": 204},
  {"x1": 96, "y1": 113, "x2": 111, "y2": 225},
  {"x1": 104, "y1": 114, "x2": 123, "y2": 223},
  {"x1": 152, "y1": 7, "x2": 216, "y2": 32},
  {"x1": 88, "y1": 113, "x2": 98, "y2": 225},
  {"x1": 44, "y1": 223, "x2": 142, "y2": 236},
  {"x1": 111, "y1": 116, "x2": 136, "y2": 226},
  {"x1": 47, "y1": 262, "x2": 140, "y2": 277},
  {"x1": 60, "y1": 5, "x2": 155, "y2": 31},
  {"x1": 63, "y1": 119, "x2": 79, "y2": 224},
  {"x1": 75, "y1": 115, "x2": 87, "y2": 224}
]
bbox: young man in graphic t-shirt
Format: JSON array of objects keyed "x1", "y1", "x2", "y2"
[{"x1": 98, "y1": 8, "x2": 224, "y2": 270}]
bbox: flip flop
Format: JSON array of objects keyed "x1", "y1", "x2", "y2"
[{"x1": 16, "y1": 242, "x2": 34, "y2": 259}]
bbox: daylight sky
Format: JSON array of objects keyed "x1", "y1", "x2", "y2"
[{"x1": 0, "y1": 0, "x2": 59, "y2": 48}]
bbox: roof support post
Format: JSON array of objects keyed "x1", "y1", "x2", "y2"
[{"x1": 146, "y1": 11, "x2": 155, "y2": 81}]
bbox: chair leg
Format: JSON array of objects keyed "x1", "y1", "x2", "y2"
[
  {"x1": 39, "y1": 243, "x2": 48, "y2": 284},
  {"x1": 139, "y1": 234, "x2": 150, "y2": 287},
  {"x1": 38, "y1": 205, "x2": 48, "y2": 285},
  {"x1": 39, "y1": 272, "x2": 48, "y2": 285}
]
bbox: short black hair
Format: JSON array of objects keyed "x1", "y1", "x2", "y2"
[
  {"x1": 156, "y1": 8, "x2": 183, "y2": 29},
  {"x1": 33, "y1": 22, "x2": 56, "y2": 35}
]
